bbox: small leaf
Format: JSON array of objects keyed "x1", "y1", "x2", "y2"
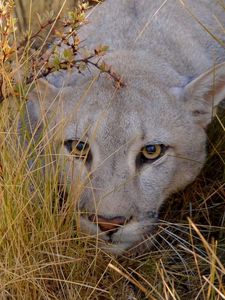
[
  {"x1": 63, "y1": 48, "x2": 73, "y2": 60},
  {"x1": 99, "y1": 61, "x2": 110, "y2": 72}
]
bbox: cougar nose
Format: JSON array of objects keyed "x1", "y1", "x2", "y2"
[{"x1": 88, "y1": 214, "x2": 126, "y2": 232}]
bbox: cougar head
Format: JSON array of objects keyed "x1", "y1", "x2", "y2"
[{"x1": 22, "y1": 56, "x2": 225, "y2": 255}]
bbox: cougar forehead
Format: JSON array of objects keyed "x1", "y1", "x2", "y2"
[
  {"x1": 54, "y1": 51, "x2": 198, "y2": 157},
  {"x1": 65, "y1": 84, "x2": 183, "y2": 141}
]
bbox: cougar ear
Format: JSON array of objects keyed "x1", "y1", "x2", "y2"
[
  {"x1": 20, "y1": 78, "x2": 62, "y2": 140},
  {"x1": 29, "y1": 78, "x2": 60, "y2": 107},
  {"x1": 183, "y1": 62, "x2": 225, "y2": 128}
]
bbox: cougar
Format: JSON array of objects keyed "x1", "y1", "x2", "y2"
[{"x1": 23, "y1": 0, "x2": 225, "y2": 254}]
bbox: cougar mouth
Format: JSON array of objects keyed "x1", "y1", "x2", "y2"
[{"x1": 79, "y1": 215, "x2": 156, "y2": 254}]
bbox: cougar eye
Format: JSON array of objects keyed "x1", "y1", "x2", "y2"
[
  {"x1": 64, "y1": 139, "x2": 89, "y2": 158},
  {"x1": 141, "y1": 144, "x2": 164, "y2": 161}
]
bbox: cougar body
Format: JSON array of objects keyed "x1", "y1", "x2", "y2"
[{"x1": 25, "y1": 0, "x2": 225, "y2": 254}]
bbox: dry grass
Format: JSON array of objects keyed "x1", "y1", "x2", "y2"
[{"x1": 0, "y1": 1, "x2": 224, "y2": 299}]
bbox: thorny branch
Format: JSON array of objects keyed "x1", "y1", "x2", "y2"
[{"x1": 0, "y1": 0, "x2": 125, "y2": 102}]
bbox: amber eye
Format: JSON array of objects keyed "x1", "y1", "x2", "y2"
[
  {"x1": 64, "y1": 140, "x2": 89, "y2": 158},
  {"x1": 141, "y1": 144, "x2": 163, "y2": 160}
]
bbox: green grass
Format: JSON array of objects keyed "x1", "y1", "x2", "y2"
[{"x1": 0, "y1": 1, "x2": 224, "y2": 299}]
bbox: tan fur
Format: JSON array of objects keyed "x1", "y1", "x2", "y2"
[{"x1": 24, "y1": 0, "x2": 225, "y2": 254}]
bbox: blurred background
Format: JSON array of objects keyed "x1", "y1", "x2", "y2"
[{"x1": 15, "y1": 0, "x2": 78, "y2": 32}]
